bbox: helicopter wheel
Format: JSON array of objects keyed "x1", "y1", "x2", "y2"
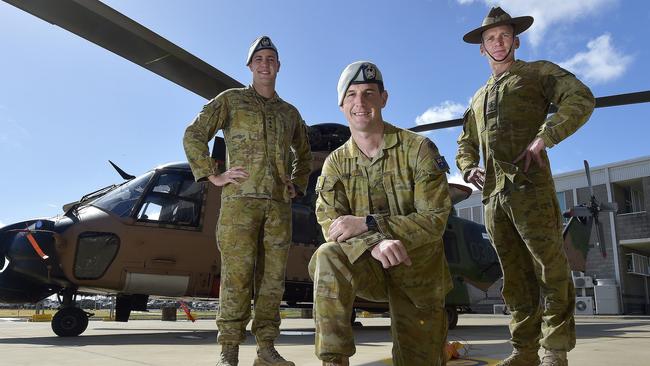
[
  {"x1": 351, "y1": 308, "x2": 363, "y2": 327},
  {"x1": 446, "y1": 306, "x2": 458, "y2": 330},
  {"x1": 51, "y1": 307, "x2": 90, "y2": 337}
]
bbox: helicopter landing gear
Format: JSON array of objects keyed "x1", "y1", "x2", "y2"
[
  {"x1": 52, "y1": 307, "x2": 91, "y2": 337},
  {"x1": 51, "y1": 289, "x2": 93, "y2": 337},
  {"x1": 446, "y1": 306, "x2": 458, "y2": 330},
  {"x1": 350, "y1": 308, "x2": 363, "y2": 327}
]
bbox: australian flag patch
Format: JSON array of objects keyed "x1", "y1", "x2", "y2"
[{"x1": 434, "y1": 156, "x2": 450, "y2": 172}]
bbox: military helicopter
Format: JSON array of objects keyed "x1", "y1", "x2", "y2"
[
  {"x1": 0, "y1": 119, "x2": 496, "y2": 336},
  {"x1": 1, "y1": 0, "x2": 648, "y2": 338}
]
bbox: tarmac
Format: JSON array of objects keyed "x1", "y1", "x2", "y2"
[{"x1": 0, "y1": 314, "x2": 649, "y2": 365}]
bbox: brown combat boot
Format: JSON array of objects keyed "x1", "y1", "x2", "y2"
[
  {"x1": 216, "y1": 344, "x2": 239, "y2": 366},
  {"x1": 541, "y1": 349, "x2": 568, "y2": 366},
  {"x1": 496, "y1": 348, "x2": 540, "y2": 366},
  {"x1": 253, "y1": 341, "x2": 295, "y2": 366},
  {"x1": 322, "y1": 357, "x2": 349, "y2": 366}
]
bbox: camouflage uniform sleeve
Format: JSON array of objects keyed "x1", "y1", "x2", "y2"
[
  {"x1": 536, "y1": 62, "x2": 595, "y2": 148},
  {"x1": 315, "y1": 156, "x2": 387, "y2": 263},
  {"x1": 290, "y1": 115, "x2": 313, "y2": 196},
  {"x1": 315, "y1": 156, "x2": 351, "y2": 239},
  {"x1": 182, "y1": 94, "x2": 230, "y2": 182},
  {"x1": 456, "y1": 107, "x2": 481, "y2": 181},
  {"x1": 374, "y1": 139, "x2": 451, "y2": 253}
]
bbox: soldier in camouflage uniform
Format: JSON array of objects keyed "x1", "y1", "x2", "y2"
[
  {"x1": 183, "y1": 36, "x2": 312, "y2": 366},
  {"x1": 309, "y1": 61, "x2": 453, "y2": 366},
  {"x1": 456, "y1": 8, "x2": 595, "y2": 366}
]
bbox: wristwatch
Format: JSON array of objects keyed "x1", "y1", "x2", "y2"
[{"x1": 365, "y1": 215, "x2": 378, "y2": 232}]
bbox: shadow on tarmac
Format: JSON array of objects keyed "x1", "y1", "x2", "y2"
[{"x1": 0, "y1": 319, "x2": 648, "y2": 349}]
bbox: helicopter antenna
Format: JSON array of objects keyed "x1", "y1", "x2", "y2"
[{"x1": 109, "y1": 160, "x2": 135, "y2": 180}]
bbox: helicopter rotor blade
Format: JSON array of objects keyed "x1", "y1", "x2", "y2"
[
  {"x1": 2, "y1": 0, "x2": 243, "y2": 99},
  {"x1": 5, "y1": 0, "x2": 648, "y2": 131},
  {"x1": 409, "y1": 118, "x2": 463, "y2": 133},
  {"x1": 599, "y1": 202, "x2": 618, "y2": 212},
  {"x1": 593, "y1": 214, "x2": 607, "y2": 258},
  {"x1": 564, "y1": 206, "x2": 592, "y2": 218},
  {"x1": 409, "y1": 90, "x2": 650, "y2": 133},
  {"x1": 584, "y1": 160, "x2": 595, "y2": 198}
]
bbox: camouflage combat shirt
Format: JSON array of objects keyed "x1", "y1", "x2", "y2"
[
  {"x1": 183, "y1": 86, "x2": 312, "y2": 203},
  {"x1": 456, "y1": 60, "x2": 595, "y2": 200},
  {"x1": 315, "y1": 122, "x2": 452, "y2": 294}
]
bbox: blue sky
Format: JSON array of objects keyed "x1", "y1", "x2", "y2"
[{"x1": 1, "y1": 0, "x2": 649, "y2": 226}]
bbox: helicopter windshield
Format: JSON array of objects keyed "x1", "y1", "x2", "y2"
[{"x1": 92, "y1": 171, "x2": 154, "y2": 217}]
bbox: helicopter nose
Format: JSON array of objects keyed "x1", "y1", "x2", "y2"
[{"x1": 0, "y1": 222, "x2": 63, "y2": 303}]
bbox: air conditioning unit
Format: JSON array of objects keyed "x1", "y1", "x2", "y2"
[
  {"x1": 573, "y1": 276, "x2": 594, "y2": 288},
  {"x1": 575, "y1": 296, "x2": 594, "y2": 315},
  {"x1": 493, "y1": 304, "x2": 509, "y2": 315}
]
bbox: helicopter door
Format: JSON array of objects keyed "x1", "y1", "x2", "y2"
[{"x1": 118, "y1": 169, "x2": 212, "y2": 297}]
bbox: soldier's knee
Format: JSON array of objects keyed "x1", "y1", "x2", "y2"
[
  {"x1": 316, "y1": 242, "x2": 344, "y2": 261},
  {"x1": 309, "y1": 242, "x2": 346, "y2": 279}
]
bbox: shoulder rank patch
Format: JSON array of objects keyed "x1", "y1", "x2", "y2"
[{"x1": 434, "y1": 156, "x2": 450, "y2": 172}]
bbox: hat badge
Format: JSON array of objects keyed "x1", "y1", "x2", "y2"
[
  {"x1": 363, "y1": 64, "x2": 376, "y2": 80},
  {"x1": 260, "y1": 37, "x2": 270, "y2": 47}
]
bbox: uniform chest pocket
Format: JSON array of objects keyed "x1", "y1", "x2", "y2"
[
  {"x1": 382, "y1": 173, "x2": 413, "y2": 215},
  {"x1": 342, "y1": 172, "x2": 369, "y2": 215},
  {"x1": 229, "y1": 111, "x2": 262, "y2": 145},
  {"x1": 470, "y1": 94, "x2": 487, "y2": 133},
  {"x1": 485, "y1": 86, "x2": 499, "y2": 125},
  {"x1": 315, "y1": 176, "x2": 338, "y2": 208}
]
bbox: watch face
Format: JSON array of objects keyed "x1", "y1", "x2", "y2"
[{"x1": 366, "y1": 215, "x2": 377, "y2": 230}]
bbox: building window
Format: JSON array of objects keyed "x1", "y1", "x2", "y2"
[
  {"x1": 472, "y1": 206, "x2": 484, "y2": 224},
  {"x1": 556, "y1": 191, "x2": 570, "y2": 224},
  {"x1": 458, "y1": 207, "x2": 471, "y2": 221},
  {"x1": 613, "y1": 179, "x2": 645, "y2": 214}
]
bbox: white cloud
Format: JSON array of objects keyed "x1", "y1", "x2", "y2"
[
  {"x1": 448, "y1": 171, "x2": 466, "y2": 185},
  {"x1": 0, "y1": 108, "x2": 29, "y2": 150},
  {"x1": 559, "y1": 33, "x2": 632, "y2": 84},
  {"x1": 458, "y1": 0, "x2": 616, "y2": 47},
  {"x1": 0, "y1": 221, "x2": 4, "y2": 228},
  {"x1": 415, "y1": 101, "x2": 466, "y2": 126}
]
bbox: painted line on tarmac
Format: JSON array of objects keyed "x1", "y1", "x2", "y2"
[{"x1": 0, "y1": 318, "x2": 27, "y2": 322}]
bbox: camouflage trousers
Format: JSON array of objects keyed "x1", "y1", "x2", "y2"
[
  {"x1": 308, "y1": 242, "x2": 448, "y2": 366},
  {"x1": 216, "y1": 197, "x2": 291, "y2": 345},
  {"x1": 484, "y1": 185, "x2": 576, "y2": 352}
]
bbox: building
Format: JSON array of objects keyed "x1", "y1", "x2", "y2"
[{"x1": 455, "y1": 156, "x2": 650, "y2": 315}]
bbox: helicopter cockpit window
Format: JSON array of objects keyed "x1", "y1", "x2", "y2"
[
  {"x1": 136, "y1": 171, "x2": 204, "y2": 227},
  {"x1": 92, "y1": 172, "x2": 154, "y2": 217}
]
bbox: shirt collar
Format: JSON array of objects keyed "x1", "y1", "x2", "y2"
[
  {"x1": 246, "y1": 85, "x2": 280, "y2": 103},
  {"x1": 341, "y1": 121, "x2": 400, "y2": 159},
  {"x1": 487, "y1": 59, "x2": 523, "y2": 86}
]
